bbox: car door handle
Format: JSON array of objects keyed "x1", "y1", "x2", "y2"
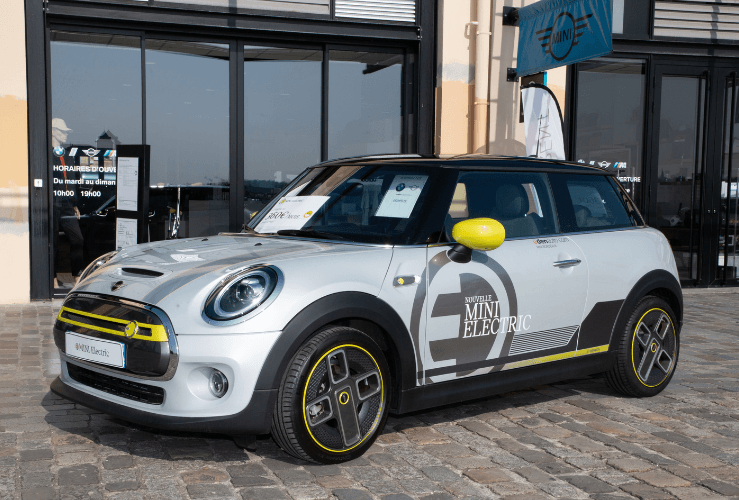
[{"x1": 553, "y1": 259, "x2": 582, "y2": 268}]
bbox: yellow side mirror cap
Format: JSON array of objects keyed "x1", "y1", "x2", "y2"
[{"x1": 452, "y1": 218, "x2": 506, "y2": 251}]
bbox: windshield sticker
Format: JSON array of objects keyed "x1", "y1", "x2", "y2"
[
  {"x1": 255, "y1": 196, "x2": 329, "y2": 233},
  {"x1": 375, "y1": 175, "x2": 428, "y2": 218}
]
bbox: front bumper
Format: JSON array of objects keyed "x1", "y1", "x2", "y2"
[
  {"x1": 51, "y1": 376, "x2": 276, "y2": 435},
  {"x1": 52, "y1": 293, "x2": 283, "y2": 435}
]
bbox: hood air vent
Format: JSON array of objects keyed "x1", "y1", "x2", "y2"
[{"x1": 120, "y1": 267, "x2": 164, "y2": 278}]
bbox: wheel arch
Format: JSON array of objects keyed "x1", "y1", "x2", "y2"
[
  {"x1": 254, "y1": 292, "x2": 417, "y2": 412},
  {"x1": 608, "y1": 269, "x2": 683, "y2": 353}
]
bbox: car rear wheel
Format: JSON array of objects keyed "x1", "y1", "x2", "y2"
[
  {"x1": 271, "y1": 326, "x2": 390, "y2": 463},
  {"x1": 606, "y1": 296, "x2": 679, "y2": 397}
]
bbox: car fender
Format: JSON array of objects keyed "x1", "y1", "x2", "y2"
[
  {"x1": 254, "y1": 291, "x2": 417, "y2": 398},
  {"x1": 607, "y1": 269, "x2": 683, "y2": 354}
]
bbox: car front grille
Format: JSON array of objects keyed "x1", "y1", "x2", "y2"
[{"x1": 67, "y1": 362, "x2": 165, "y2": 405}]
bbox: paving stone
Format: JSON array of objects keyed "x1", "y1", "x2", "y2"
[
  {"x1": 664, "y1": 486, "x2": 724, "y2": 500},
  {"x1": 19, "y1": 449, "x2": 53, "y2": 462},
  {"x1": 420, "y1": 466, "x2": 462, "y2": 483},
  {"x1": 619, "y1": 482, "x2": 676, "y2": 500},
  {"x1": 240, "y1": 486, "x2": 291, "y2": 500},
  {"x1": 463, "y1": 467, "x2": 513, "y2": 483},
  {"x1": 332, "y1": 488, "x2": 373, "y2": 500},
  {"x1": 273, "y1": 468, "x2": 315, "y2": 485},
  {"x1": 57, "y1": 464, "x2": 99, "y2": 486},
  {"x1": 21, "y1": 487, "x2": 57, "y2": 500},
  {"x1": 607, "y1": 458, "x2": 656, "y2": 472},
  {"x1": 561, "y1": 475, "x2": 616, "y2": 493},
  {"x1": 226, "y1": 464, "x2": 268, "y2": 477},
  {"x1": 185, "y1": 482, "x2": 233, "y2": 498},
  {"x1": 104, "y1": 481, "x2": 138, "y2": 492},
  {"x1": 419, "y1": 493, "x2": 454, "y2": 500},
  {"x1": 698, "y1": 478, "x2": 739, "y2": 496},
  {"x1": 181, "y1": 467, "x2": 229, "y2": 484},
  {"x1": 380, "y1": 495, "x2": 413, "y2": 500},
  {"x1": 101, "y1": 455, "x2": 133, "y2": 470},
  {"x1": 231, "y1": 475, "x2": 275, "y2": 487},
  {"x1": 633, "y1": 469, "x2": 691, "y2": 488}
]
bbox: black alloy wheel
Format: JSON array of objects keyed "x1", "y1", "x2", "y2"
[
  {"x1": 271, "y1": 326, "x2": 390, "y2": 463},
  {"x1": 606, "y1": 296, "x2": 679, "y2": 397}
]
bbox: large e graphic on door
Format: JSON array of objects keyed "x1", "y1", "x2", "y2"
[{"x1": 422, "y1": 171, "x2": 589, "y2": 384}]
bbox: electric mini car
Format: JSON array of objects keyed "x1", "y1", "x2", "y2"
[{"x1": 51, "y1": 155, "x2": 682, "y2": 463}]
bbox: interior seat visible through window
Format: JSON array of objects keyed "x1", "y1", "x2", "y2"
[{"x1": 443, "y1": 171, "x2": 559, "y2": 241}]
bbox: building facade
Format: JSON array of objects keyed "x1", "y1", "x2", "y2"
[{"x1": 1, "y1": 0, "x2": 737, "y2": 303}]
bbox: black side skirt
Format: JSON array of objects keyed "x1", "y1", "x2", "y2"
[
  {"x1": 50, "y1": 377, "x2": 276, "y2": 435},
  {"x1": 397, "y1": 352, "x2": 616, "y2": 414}
]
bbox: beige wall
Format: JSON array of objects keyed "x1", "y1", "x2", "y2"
[
  {"x1": 0, "y1": 0, "x2": 30, "y2": 304},
  {"x1": 436, "y1": 0, "x2": 568, "y2": 156}
]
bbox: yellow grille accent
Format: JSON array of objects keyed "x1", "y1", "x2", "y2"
[{"x1": 57, "y1": 306, "x2": 169, "y2": 342}]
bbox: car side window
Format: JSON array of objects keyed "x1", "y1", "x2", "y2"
[
  {"x1": 444, "y1": 172, "x2": 559, "y2": 240},
  {"x1": 549, "y1": 173, "x2": 635, "y2": 233}
]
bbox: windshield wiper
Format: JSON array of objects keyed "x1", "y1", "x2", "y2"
[{"x1": 276, "y1": 229, "x2": 344, "y2": 240}]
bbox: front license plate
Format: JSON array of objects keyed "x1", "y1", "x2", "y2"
[{"x1": 65, "y1": 332, "x2": 125, "y2": 368}]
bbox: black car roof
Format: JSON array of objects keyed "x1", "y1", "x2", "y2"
[{"x1": 313, "y1": 154, "x2": 616, "y2": 175}]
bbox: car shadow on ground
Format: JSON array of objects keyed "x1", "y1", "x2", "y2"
[{"x1": 40, "y1": 372, "x2": 622, "y2": 467}]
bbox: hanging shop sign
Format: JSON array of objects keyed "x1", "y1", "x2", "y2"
[{"x1": 516, "y1": 0, "x2": 612, "y2": 77}]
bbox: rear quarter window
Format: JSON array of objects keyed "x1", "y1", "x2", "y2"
[{"x1": 549, "y1": 173, "x2": 635, "y2": 233}]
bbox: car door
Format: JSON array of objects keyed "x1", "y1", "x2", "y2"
[
  {"x1": 547, "y1": 172, "x2": 647, "y2": 352},
  {"x1": 421, "y1": 170, "x2": 590, "y2": 384}
]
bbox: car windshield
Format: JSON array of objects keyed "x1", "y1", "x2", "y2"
[{"x1": 248, "y1": 164, "x2": 449, "y2": 244}]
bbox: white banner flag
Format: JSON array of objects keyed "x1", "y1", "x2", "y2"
[{"x1": 521, "y1": 84, "x2": 566, "y2": 160}]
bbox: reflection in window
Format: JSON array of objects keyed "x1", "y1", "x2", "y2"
[
  {"x1": 328, "y1": 50, "x2": 403, "y2": 159},
  {"x1": 720, "y1": 81, "x2": 739, "y2": 283},
  {"x1": 50, "y1": 31, "x2": 142, "y2": 289},
  {"x1": 575, "y1": 58, "x2": 646, "y2": 210},
  {"x1": 656, "y1": 77, "x2": 706, "y2": 282},
  {"x1": 244, "y1": 46, "x2": 322, "y2": 217},
  {"x1": 145, "y1": 40, "x2": 230, "y2": 239}
]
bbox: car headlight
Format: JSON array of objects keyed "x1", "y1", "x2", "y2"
[
  {"x1": 78, "y1": 251, "x2": 118, "y2": 282},
  {"x1": 204, "y1": 266, "x2": 281, "y2": 321}
]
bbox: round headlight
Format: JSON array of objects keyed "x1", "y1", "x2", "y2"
[
  {"x1": 204, "y1": 266, "x2": 280, "y2": 321},
  {"x1": 78, "y1": 251, "x2": 118, "y2": 283}
]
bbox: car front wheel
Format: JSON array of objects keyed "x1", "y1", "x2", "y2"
[
  {"x1": 606, "y1": 296, "x2": 679, "y2": 397},
  {"x1": 271, "y1": 326, "x2": 390, "y2": 463}
]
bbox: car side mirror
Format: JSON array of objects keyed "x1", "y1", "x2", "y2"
[{"x1": 448, "y1": 218, "x2": 505, "y2": 263}]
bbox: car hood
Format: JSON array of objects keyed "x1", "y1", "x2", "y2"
[{"x1": 72, "y1": 234, "x2": 386, "y2": 306}]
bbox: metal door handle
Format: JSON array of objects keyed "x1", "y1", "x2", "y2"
[{"x1": 553, "y1": 259, "x2": 581, "y2": 268}]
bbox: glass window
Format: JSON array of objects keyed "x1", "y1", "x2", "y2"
[
  {"x1": 244, "y1": 46, "x2": 322, "y2": 218},
  {"x1": 328, "y1": 50, "x2": 403, "y2": 159},
  {"x1": 720, "y1": 80, "x2": 738, "y2": 283},
  {"x1": 549, "y1": 174, "x2": 634, "y2": 232},
  {"x1": 145, "y1": 39, "x2": 230, "y2": 240},
  {"x1": 249, "y1": 165, "x2": 450, "y2": 245},
  {"x1": 445, "y1": 172, "x2": 558, "y2": 240},
  {"x1": 575, "y1": 58, "x2": 646, "y2": 210},
  {"x1": 50, "y1": 31, "x2": 142, "y2": 290}
]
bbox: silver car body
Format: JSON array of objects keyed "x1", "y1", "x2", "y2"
[{"x1": 51, "y1": 156, "x2": 682, "y2": 434}]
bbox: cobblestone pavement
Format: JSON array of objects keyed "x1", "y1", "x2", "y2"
[{"x1": 1, "y1": 291, "x2": 739, "y2": 500}]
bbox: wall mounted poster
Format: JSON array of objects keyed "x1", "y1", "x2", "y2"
[
  {"x1": 117, "y1": 157, "x2": 139, "y2": 211},
  {"x1": 116, "y1": 218, "x2": 137, "y2": 249}
]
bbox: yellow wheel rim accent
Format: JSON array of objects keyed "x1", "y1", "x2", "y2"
[
  {"x1": 339, "y1": 392, "x2": 350, "y2": 405},
  {"x1": 302, "y1": 344, "x2": 384, "y2": 453},
  {"x1": 631, "y1": 308, "x2": 676, "y2": 388}
]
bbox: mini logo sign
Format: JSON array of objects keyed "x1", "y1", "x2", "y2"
[
  {"x1": 82, "y1": 148, "x2": 100, "y2": 157},
  {"x1": 538, "y1": 12, "x2": 592, "y2": 62},
  {"x1": 124, "y1": 321, "x2": 139, "y2": 338},
  {"x1": 111, "y1": 280, "x2": 126, "y2": 292}
]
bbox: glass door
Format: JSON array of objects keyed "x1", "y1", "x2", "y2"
[
  {"x1": 718, "y1": 73, "x2": 739, "y2": 285},
  {"x1": 650, "y1": 65, "x2": 710, "y2": 285}
]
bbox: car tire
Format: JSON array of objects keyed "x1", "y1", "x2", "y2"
[
  {"x1": 605, "y1": 296, "x2": 679, "y2": 397},
  {"x1": 271, "y1": 326, "x2": 390, "y2": 463}
]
